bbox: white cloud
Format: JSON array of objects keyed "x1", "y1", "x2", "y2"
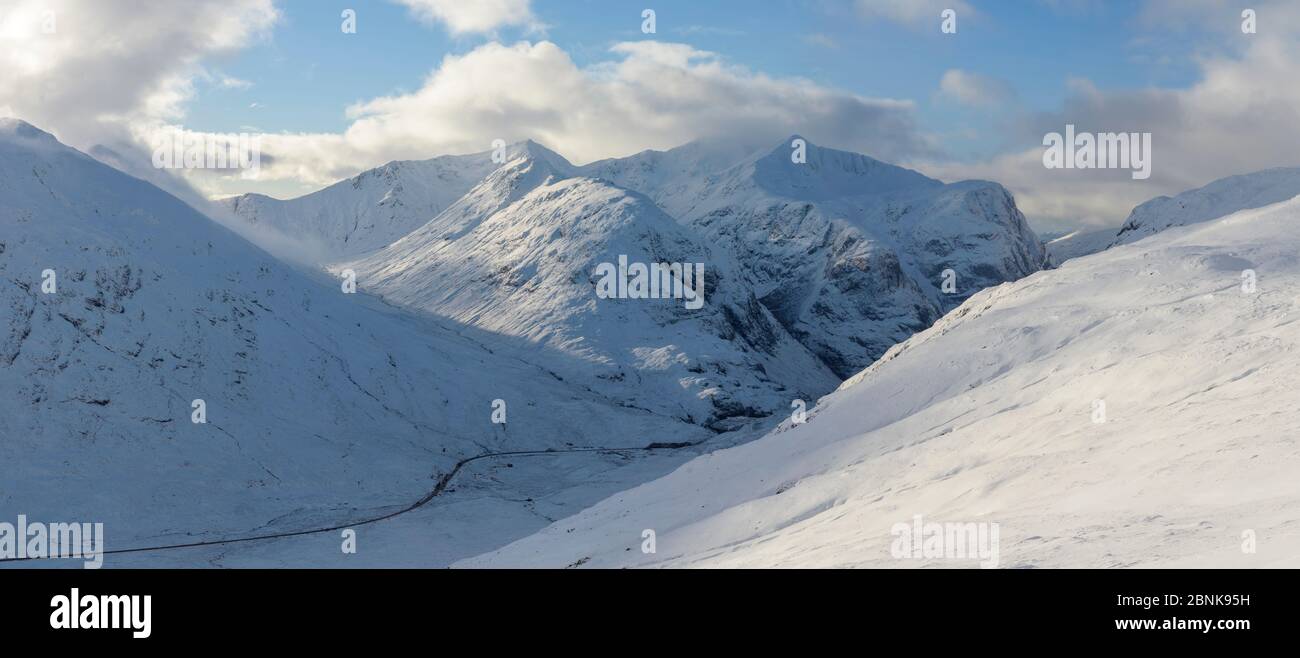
[
  {"x1": 855, "y1": 0, "x2": 972, "y2": 28},
  {"x1": 803, "y1": 33, "x2": 840, "y2": 49},
  {"x1": 216, "y1": 75, "x2": 253, "y2": 90},
  {"x1": 0, "y1": 0, "x2": 279, "y2": 211},
  {"x1": 390, "y1": 0, "x2": 537, "y2": 35},
  {"x1": 14, "y1": 0, "x2": 1294, "y2": 241},
  {"x1": 208, "y1": 40, "x2": 932, "y2": 195},
  {"x1": 938, "y1": 70, "x2": 1014, "y2": 107},
  {"x1": 1138, "y1": 0, "x2": 1300, "y2": 33},
  {"x1": 914, "y1": 0, "x2": 1300, "y2": 233},
  {"x1": 3, "y1": 0, "x2": 930, "y2": 201},
  {"x1": 923, "y1": 39, "x2": 1300, "y2": 231},
  {"x1": 0, "y1": 0, "x2": 276, "y2": 149}
]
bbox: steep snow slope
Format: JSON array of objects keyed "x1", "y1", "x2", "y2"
[
  {"x1": 223, "y1": 152, "x2": 501, "y2": 259},
  {"x1": 226, "y1": 136, "x2": 1046, "y2": 425},
  {"x1": 463, "y1": 197, "x2": 1300, "y2": 568},
  {"x1": 231, "y1": 137, "x2": 1046, "y2": 382},
  {"x1": 0, "y1": 119, "x2": 703, "y2": 548},
  {"x1": 1114, "y1": 167, "x2": 1300, "y2": 246},
  {"x1": 583, "y1": 137, "x2": 1049, "y2": 377},
  {"x1": 1045, "y1": 228, "x2": 1117, "y2": 264},
  {"x1": 346, "y1": 145, "x2": 839, "y2": 430}
]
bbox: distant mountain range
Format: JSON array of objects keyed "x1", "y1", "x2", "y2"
[
  {"x1": 0, "y1": 118, "x2": 705, "y2": 549},
  {"x1": 226, "y1": 135, "x2": 1049, "y2": 429},
  {"x1": 7, "y1": 115, "x2": 1297, "y2": 568},
  {"x1": 1047, "y1": 167, "x2": 1300, "y2": 264}
]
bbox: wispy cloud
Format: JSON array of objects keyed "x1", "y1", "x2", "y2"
[
  {"x1": 937, "y1": 69, "x2": 1014, "y2": 108},
  {"x1": 389, "y1": 0, "x2": 538, "y2": 35},
  {"x1": 854, "y1": 0, "x2": 973, "y2": 29},
  {"x1": 673, "y1": 25, "x2": 746, "y2": 37},
  {"x1": 803, "y1": 33, "x2": 840, "y2": 49},
  {"x1": 215, "y1": 75, "x2": 253, "y2": 90}
]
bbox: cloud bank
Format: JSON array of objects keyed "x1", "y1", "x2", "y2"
[
  {"x1": 4, "y1": 0, "x2": 1300, "y2": 235},
  {"x1": 211, "y1": 40, "x2": 934, "y2": 194},
  {"x1": 922, "y1": 0, "x2": 1300, "y2": 231}
]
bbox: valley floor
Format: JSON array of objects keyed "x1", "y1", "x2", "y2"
[{"x1": 5, "y1": 425, "x2": 766, "y2": 568}]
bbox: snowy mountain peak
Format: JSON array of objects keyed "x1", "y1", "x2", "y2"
[
  {"x1": 1, "y1": 120, "x2": 705, "y2": 554},
  {"x1": 225, "y1": 131, "x2": 1046, "y2": 420},
  {"x1": 0, "y1": 117, "x2": 55, "y2": 140},
  {"x1": 1113, "y1": 166, "x2": 1300, "y2": 247},
  {"x1": 576, "y1": 135, "x2": 1046, "y2": 378},
  {"x1": 500, "y1": 139, "x2": 577, "y2": 177},
  {"x1": 751, "y1": 135, "x2": 942, "y2": 200},
  {"x1": 345, "y1": 170, "x2": 839, "y2": 429},
  {"x1": 0, "y1": 118, "x2": 75, "y2": 159},
  {"x1": 224, "y1": 149, "x2": 504, "y2": 259}
]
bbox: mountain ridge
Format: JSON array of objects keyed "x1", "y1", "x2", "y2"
[
  {"x1": 0, "y1": 120, "x2": 706, "y2": 549},
  {"x1": 462, "y1": 194, "x2": 1300, "y2": 568},
  {"x1": 230, "y1": 134, "x2": 1049, "y2": 397}
]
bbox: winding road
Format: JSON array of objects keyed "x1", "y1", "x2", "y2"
[{"x1": 0, "y1": 442, "x2": 699, "y2": 564}]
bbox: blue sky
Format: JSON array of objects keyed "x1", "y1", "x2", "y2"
[
  {"x1": 7, "y1": 0, "x2": 1294, "y2": 230},
  {"x1": 194, "y1": 0, "x2": 1205, "y2": 157}
]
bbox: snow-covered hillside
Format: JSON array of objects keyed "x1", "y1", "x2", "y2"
[
  {"x1": 462, "y1": 196, "x2": 1300, "y2": 568},
  {"x1": 233, "y1": 136, "x2": 1047, "y2": 428},
  {"x1": 1045, "y1": 228, "x2": 1117, "y2": 264},
  {"x1": 583, "y1": 137, "x2": 1049, "y2": 377},
  {"x1": 344, "y1": 143, "x2": 838, "y2": 429},
  {"x1": 223, "y1": 152, "x2": 501, "y2": 259},
  {"x1": 1114, "y1": 167, "x2": 1300, "y2": 246},
  {"x1": 0, "y1": 119, "x2": 703, "y2": 549}
]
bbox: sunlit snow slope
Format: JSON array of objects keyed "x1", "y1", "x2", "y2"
[
  {"x1": 1114, "y1": 167, "x2": 1300, "y2": 247},
  {"x1": 463, "y1": 197, "x2": 1300, "y2": 568},
  {"x1": 344, "y1": 144, "x2": 839, "y2": 430},
  {"x1": 0, "y1": 119, "x2": 702, "y2": 548},
  {"x1": 585, "y1": 137, "x2": 1049, "y2": 378},
  {"x1": 233, "y1": 136, "x2": 1045, "y2": 430},
  {"x1": 223, "y1": 153, "x2": 500, "y2": 260}
]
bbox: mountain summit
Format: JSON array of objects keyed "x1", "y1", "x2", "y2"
[
  {"x1": 583, "y1": 135, "x2": 1048, "y2": 377},
  {"x1": 228, "y1": 135, "x2": 1049, "y2": 425}
]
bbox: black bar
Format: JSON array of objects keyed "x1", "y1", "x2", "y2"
[{"x1": 0, "y1": 568, "x2": 1287, "y2": 647}]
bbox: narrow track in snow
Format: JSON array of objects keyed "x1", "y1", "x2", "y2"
[{"x1": 0, "y1": 442, "x2": 700, "y2": 563}]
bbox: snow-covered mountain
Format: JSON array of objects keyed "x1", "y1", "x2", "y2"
[
  {"x1": 1043, "y1": 168, "x2": 1300, "y2": 264},
  {"x1": 1045, "y1": 228, "x2": 1117, "y2": 264},
  {"x1": 233, "y1": 136, "x2": 1047, "y2": 428},
  {"x1": 223, "y1": 152, "x2": 501, "y2": 259},
  {"x1": 345, "y1": 143, "x2": 839, "y2": 430},
  {"x1": 1114, "y1": 167, "x2": 1300, "y2": 246},
  {"x1": 582, "y1": 137, "x2": 1049, "y2": 377},
  {"x1": 0, "y1": 119, "x2": 703, "y2": 548},
  {"x1": 462, "y1": 195, "x2": 1300, "y2": 568}
]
